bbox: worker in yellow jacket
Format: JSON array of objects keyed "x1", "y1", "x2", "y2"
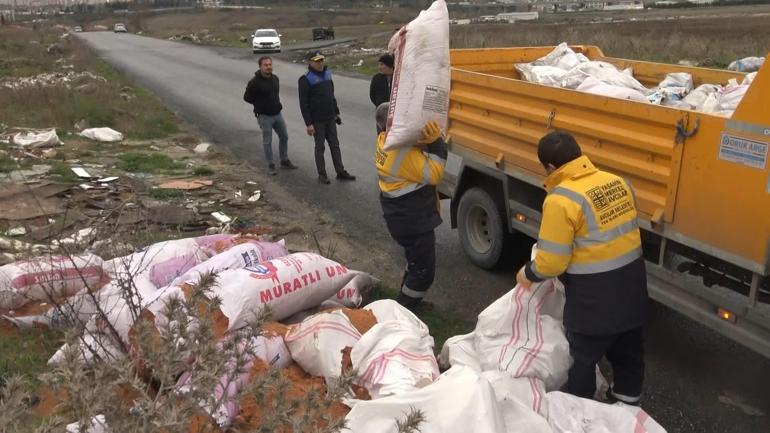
[
  {"x1": 374, "y1": 103, "x2": 447, "y2": 310},
  {"x1": 516, "y1": 131, "x2": 648, "y2": 404}
]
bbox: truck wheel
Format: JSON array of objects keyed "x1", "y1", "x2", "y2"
[{"x1": 458, "y1": 187, "x2": 508, "y2": 269}]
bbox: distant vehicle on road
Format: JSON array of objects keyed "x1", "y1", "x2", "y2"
[
  {"x1": 252, "y1": 29, "x2": 281, "y2": 53},
  {"x1": 74, "y1": 25, "x2": 83, "y2": 32},
  {"x1": 114, "y1": 23, "x2": 127, "y2": 33},
  {"x1": 312, "y1": 27, "x2": 335, "y2": 41}
]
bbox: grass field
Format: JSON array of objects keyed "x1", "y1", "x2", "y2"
[
  {"x1": 450, "y1": 14, "x2": 770, "y2": 67},
  {"x1": 0, "y1": 24, "x2": 180, "y2": 139}
]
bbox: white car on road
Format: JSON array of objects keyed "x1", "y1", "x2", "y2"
[{"x1": 252, "y1": 29, "x2": 281, "y2": 54}]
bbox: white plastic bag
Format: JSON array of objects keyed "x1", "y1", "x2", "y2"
[
  {"x1": 681, "y1": 84, "x2": 722, "y2": 111},
  {"x1": 79, "y1": 127, "x2": 124, "y2": 142},
  {"x1": 65, "y1": 415, "x2": 108, "y2": 433},
  {"x1": 384, "y1": 0, "x2": 450, "y2": 150},
  {"x1": 344, "y1": 366, "x2": 509, "y2": 433},
  {"x1": 285, "y1": 309, "x2": 361, "y2": 379},
  {"x1": 728, "y1": 56, "x2": 765, "y2": 72},
  {"x1": 0, "y1": 254, "x2": 105, "y2": 310},
  {"x1": 12, "y1": 128, "x2": 62, "y2": 147},
  {"x1": 546, "y1": 391, "x2": 666, "y2": 433},
  {"x1": 515, "y1": 64, "x2": 568, "y2": 87},
  {"x1": 576, "y1": 77, "x2": 648, "y2": 102},
  {"x1": 715, "y1": 84, "x2": 749, "y2": 115},
  {"x1": 562, "y1": 62, "x2": 649, "y2": 95},
  {"x1": 532, "y1": 43, "x2": 587, "y2": 70},
  {"x1": 207, "y1": 253, "x2": 376, "y2": 332}
]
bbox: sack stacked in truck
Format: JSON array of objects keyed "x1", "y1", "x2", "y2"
[
  {"x1": 515, "y1": 43, "x2": 758, "y2": 117},
  {"x1": 384, "y1": 0, "x2": 450, "y2": 150}
]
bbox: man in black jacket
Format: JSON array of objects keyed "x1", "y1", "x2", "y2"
[
  {"x1": 243, "y1": 56, "x2": 297, "y2": 175},
  {"x1": 370, "y1": 53, "x2": 394, "y2": 111},
  {"x1": 298, "y1": 53, "x2": 355, "y2": 184}
]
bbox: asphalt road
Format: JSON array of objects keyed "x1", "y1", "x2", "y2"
[{"x1": 78, "y1": 33, "x2": 770, "y2": 433}]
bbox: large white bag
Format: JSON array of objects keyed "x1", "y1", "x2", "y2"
[
  {"x1": 344, "y1": 366, "x2": 509, "y2": 433},
  {"x1": 79, "y1": 127, "x2": 123, "y2": 142},
  {"x1": 384, "y1": 0, "x2": 450, "y2": 150},
  {"x1": 546, "y1": 391, "x2": 666, "y2": 433},
  {"x1": 576, "y1": 77, "x2": 648, "y2": 102},
  {"x1": 474, "y1": 279, "x2": 570, "y2": 391},
  {"x1": 285, "y1": 309, "x2": 362, "y2": 380},
  {"x1": 207, "y1": 253, "x2": 376, "y2": 332},
  {"x1": 0, "y1": 254, "x2": 105, "y2": 310},
  {"x1": 514, "y1": 64, "x2": 568, "y2": 87}
]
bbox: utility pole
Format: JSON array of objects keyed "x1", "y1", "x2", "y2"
[{"x1": 12, "y1": 0, "x2": 16, "y2": 23}]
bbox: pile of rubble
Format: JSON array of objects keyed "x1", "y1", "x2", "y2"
[{"x1": 167, "y1": 30, "x2": 222, "y2": 45}]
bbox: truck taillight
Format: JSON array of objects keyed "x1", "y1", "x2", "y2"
[{"x1": 717, "y1": 308, "x2": 736, "y2": 323}]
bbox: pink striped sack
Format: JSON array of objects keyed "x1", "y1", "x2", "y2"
[
  {"x1": 285, "y1": 309, "x2": 362, "y2": 379},
  {"x1": 351, "y1": 300, "x2": 439, "y2": 399},
  {"x1": 475, "y1": 278, "x2": 570, "y2": 390},
  {"x1": 546, "y1": 391, "x2": 666, "y2": 433}
]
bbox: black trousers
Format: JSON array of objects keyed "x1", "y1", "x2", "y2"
[
  {"x1": 390, "y1": 230, "x2": 436, "y2": 307},
  {"x1": 566, "y1": 327, "x2": 645, "y2": 403},
  {"x1": 313, "y1": 120, "x2": 345, "y2": 176}
]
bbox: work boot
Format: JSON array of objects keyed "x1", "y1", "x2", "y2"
[
  {"x1": 397, "y1": 293, "x2": 422, "y2": 311},
  {"x1": 281, "y1": 160, "x2": 298, "y2": 170},
  {"x1": 268, "y1": 163, "x2": 277, "y2": 176},
  {"x1": 318, "y1": 174, "x2": 331, "y2": 184},
  {"x1": 336, "y1": 171, "x2": 356, "y2": 181}
]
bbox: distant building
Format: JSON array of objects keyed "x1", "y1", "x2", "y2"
[
  {"x1": 603, "y1": 0, "x2": 644, "y2": 10},
  {"x1": 496, "y1": 11, "x2": 539, "y2": 22}
]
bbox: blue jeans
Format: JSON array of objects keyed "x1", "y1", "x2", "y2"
[{"x1": 257, "y1": 113, "x2": 289, "y2": 165}]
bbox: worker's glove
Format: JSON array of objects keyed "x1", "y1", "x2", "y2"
[
  {"x1": 419, "y1": 121, "x2": 442, "y2": 144},
  {"x1": 516, "y1": 266, "x2": 533, "y2": 291},
  {"x1": 335, "y1": 116, "x2": 343, "y2": 125}
]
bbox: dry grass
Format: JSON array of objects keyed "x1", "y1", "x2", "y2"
[
  {"x1": 0, "y1": 24, "x2": 180, "y2": 140},
  {"x1": 450, "y1": 15, "x2": 770, "y2": 67}
]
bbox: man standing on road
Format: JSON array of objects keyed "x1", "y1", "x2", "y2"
[
  {"x1": 298, "y1": 52, "x2": 356, "y2": 184},
  {"x1": 243, "y1": 56, "x2": 298, "y2": 175},
  {"x1": 370, "y1": 53, "x2": 394, "y2": 111},
  {"x1": 374, "y1": 103, "x2": 446, "y2": 310},
  {"x1": 516, "y1": 131, "x2": 648, "y2": 405}
]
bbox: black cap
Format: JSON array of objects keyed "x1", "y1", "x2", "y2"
[{"x1": 379, "y1": 53, "x2": 395, "y2": 69}]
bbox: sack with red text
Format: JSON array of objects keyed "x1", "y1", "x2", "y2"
[
  {"x1": 384, "y1": 0, "x2": 450, "y2": 150},
  {"x1": 205, "y1": 253, "x2": 376, "y2": 333},
  {"x1": 0, "y1": 254, "x2": 106, "y2": 310}
]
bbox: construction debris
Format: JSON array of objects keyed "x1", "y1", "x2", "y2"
[
  {"x1": 157, "y1": 179, "x2": 213, "y2": 190},
  {"x1": 1, "y1": 71, "x2": 107, "y2": 90}
]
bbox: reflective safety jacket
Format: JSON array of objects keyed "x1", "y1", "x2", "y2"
[
  {"x1": 524, "y1": 155, "x2": 647, "y2": 334},
  {"x1": 375, "y1": 132, "x2": 447, "y2": 237}
]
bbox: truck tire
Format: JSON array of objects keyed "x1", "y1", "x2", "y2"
[{"x1": 457, "y1": 187, "x2": 508, "y2": 269}]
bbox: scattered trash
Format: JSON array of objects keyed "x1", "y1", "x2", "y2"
[
  {"x1": 96, "y1": 176, "x2": 119, "y2": 184},
  {"x1": 194, "y1": 142, "x2": 211, "y2": 154},
  {"x1": 1, "y1": 71, "x2": 107, "y2": 91},
  {"x1": 11, "y1": 129, "x2": 62, "y2": 148},
  {"x1": 727, "y1": 56, "x2": 765, "y2": 73},
  {"x1": 5, "y1": 227, "x2": 27, "y2": 237},
  {"x1": 158, "y1": 179, "x2": 213, "y2": 190},
  {"x1": 211, "y1": 212, "x2": 232, "y2": 224},
  {"x1": 71, "y1": 167, "x2": 93, "y2": 178},
  {"x1": 248, "y1": 191, "x2": 262, "y2": 202},
  {"x1": 80, "y1": 127, "x2": 124, "y2": 143}
]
